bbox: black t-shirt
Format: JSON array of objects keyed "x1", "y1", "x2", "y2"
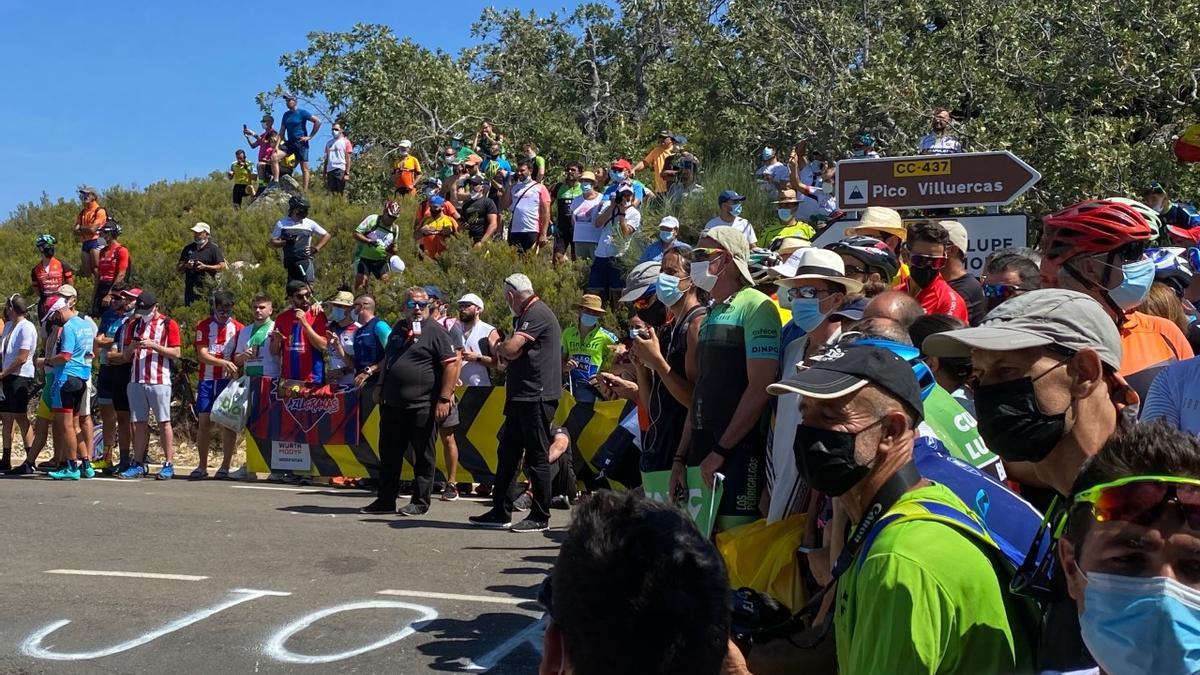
[
  {"x1": 948, "y1": 273, "x2": 986, "y2": 327},
  {"x1": 178, "y1": 241, "x2": 225, "y2": 294},
  {"x1": 506, "y1": 298, "x2": 562, "y2": 402},
  {"x1": 461, "y1": 196, "x2": 499, "y2": 242},
  {"x1": 380, "y1": 319, "x2": 456, "y2": 409}
]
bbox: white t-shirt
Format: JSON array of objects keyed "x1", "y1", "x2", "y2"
[
  {"x1": 508, "y1": 180, "x2": 551, "y2": 234},
  {"x1": 702, "y1": 215, "x2": 757, "y2": 247},
  {"x1": 1, "y1": 318, "x2": 38, "y2": 378},
  {"x1": 793, "y1": 186, "x2": 837, "y2": 224},
  {"x1": 918, "y1": 133, "x2": 962, "y2": 155},
  {"x1": 1142, "y1": 356, "x2": 1200, "y2": 435},
  {"x1": 571, "y1": 194, "x2": 605, "y2": 244},
  {"x1": 756, "y1": 161, "x2": 791, "y2": 189},
  {"x1": 233, "y1": 322, "x2": 281, "y2": 378},
  {"x1": 325, "y1": 137, "x2": 353, "y2": 171},
  {"x1": 595, "y1": 206, "x2": 641, "y2": 259},
  {"x1": 271, "y1": 217, "x2": 328, "y2": 240}
]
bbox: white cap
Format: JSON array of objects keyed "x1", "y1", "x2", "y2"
[
  {"x1": 458, "y1": 293, "x2": 484, "y2": 310},
  {"x1": 399, "y1": 140, "x2": 413, "y2": 149},
  {"x1": 658, "y1": 216, "x2": 680, "y2": 230},
  {"x1": 191, "y1": 222, "x2": 211, "y2": 234},
  {"x1": 938, "y1": 220, "x2": 969, "y2": 253},
  {"x1": 504, "y1": 273, "x2": 534, "y2": 294}
]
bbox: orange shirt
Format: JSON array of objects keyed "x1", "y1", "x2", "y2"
[
  {"x1": 1118, "y1": 311, "x2": 1195, "y2": 377},
  {"x1": 75, "y1": 203, "x2": 106, "y2": 241},
  {"x1": 418, "y1": 214, "x2": 458, "y2": 258}
]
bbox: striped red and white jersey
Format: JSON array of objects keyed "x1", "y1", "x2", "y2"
[
  {"x1": 194, "y1": 316, "x2": 244, "y2": 381},
  {"x1": 124, "y1": 314, "x2": 182, "y2": 385}
]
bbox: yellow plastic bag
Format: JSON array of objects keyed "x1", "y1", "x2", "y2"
[{"x1": 716, "y1": 513, "x2": 808, "y2": 611}]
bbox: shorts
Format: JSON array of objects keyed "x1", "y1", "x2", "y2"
[
  {"x1": 325, "y1": 169, "x2": 346, "y2": 194},
  {"x1": 507, "y1": 231, "x2": 539, "y2": 252},
  {"x1": 356, "y1": 258, "x2": 389, "y2": 279},
  {"x1": 440, "y1": 401, "x2": 460, "y2": 429},
  {"x1": 587, "y1": 256, "x2": 624, "y2": 293},
  {"x1": 281, "y1": 139, "x2": 309, "y2": 163},
  {"x1": 0, "y1": 375, "x2": 34, "y2": 414},
  {"x1": 127, "y1": 382, "x2": 171, "y2": 424},
  {"x1": 107, "y1": 365, "x2": 133, "y2": 412},
  {"x1": 196, "y1": 378, "x2": 231, "y2": 415},
  {"x1": 50, "y1": 376, "x2": 87, "y2": 414},
  {"x1": 574, "y1": 241, "x2": 598, "y2": 261},
  {"x1": 285, "y1": 259, "x2": 316, "y2": 283},
  {"x1": 233, "y1": 183, "x2": 252, "y2": 206},
  {"x1": 553, "y1": 222, "x2": 574, "y2": 255},
  {"x1": 82, "y1": 238, "x2": 102, "y2": 253}
]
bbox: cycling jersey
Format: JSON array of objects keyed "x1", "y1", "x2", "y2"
[
  {"x1": 353, "y1": 215, "x2": 398, "y2": 262},
  {"x1": 31, "y1": 258, "x2": 73, "y2": 298},
  {"x1": 96, "y1": 242, "x2": 130, "y2": 283},
  {"x1": 693, "y1": 286, "x2": 781, "y2": 432},
  {"x1": 562, "y1": 324, "x2": 618, "y2": 392}
]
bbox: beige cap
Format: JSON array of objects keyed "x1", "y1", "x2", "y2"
[
  {"x1": 938, "y1": 220, "x2": 968, "y2": 253},
  {"x1": 191, "y1": 222, "x2": 211, "y2": 234},
  {"x1": 55, "y1": 284, "x2": 78, "y2": 299},
  {"x1": 703, "y1": 226, "x2": 755, "y2": 286}
]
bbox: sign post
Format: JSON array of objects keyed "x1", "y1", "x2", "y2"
[{"x1": 836, "y1": 151, "x2": 1040, "y2": 210}]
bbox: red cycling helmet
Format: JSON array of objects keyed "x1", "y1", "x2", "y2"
[
  {"x1": 1039, "y1": 199, "x2": 1152, "y2": 265},
  {"x1": 383, "y1": 200, "x2": 401, "y2": 218}
]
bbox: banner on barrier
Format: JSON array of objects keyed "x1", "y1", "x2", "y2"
[{"x1": 241, "y1": 378, "x2": 641, "y2": 486}]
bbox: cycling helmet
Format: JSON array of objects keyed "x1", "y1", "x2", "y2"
[
  {"x1": 825, "y1": 235, "x2": 900, "y2": 280},
  {"x1": 1039, "y1": 199, "x2": 1153, "y2": 266},
  {"x1": 382, "y1": 200, "x2": 401, "y2": 218},
  {"x1": 1107, "y1": 197, "x2": 1162, "y2": 240},
  {"x1": 748, "y1": 249, "x2": 782, "y2": 285},
  {"x1": 1147, "y1": 246, "x2": 1194, "y2": 296},
  {"x1": 853, "y1": 132, "x2": 876, "y2": 148},
  {"x1": 34, "y1": 233, "x2": 57, "y2": 250},
  {"x1": 99, "y1": 220, "x2": 122, "y2": 236},
  {"x1": 1166, "y1": 225, "x2": 1200, "y2": 247},
  {"x1": 288, "y1": 194, "x2": 310, "y2": 215}
]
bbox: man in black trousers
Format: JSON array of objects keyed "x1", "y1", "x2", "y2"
[
  {"x1": 360, "y1": 286, "x2": 460, "y2": 516},
  {"x1": 470, "y1": 273, "x2": 562, "y2": 533}
]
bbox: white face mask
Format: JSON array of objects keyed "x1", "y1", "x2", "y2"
[{"x1": 689, "y1": 260, "x2": 719, "y2": 292}]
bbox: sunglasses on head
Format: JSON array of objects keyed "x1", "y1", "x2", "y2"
[
  {"x1": 1074, "y1": 476, "x2": 1200, "y2": 530},
  {"x1": 983, "y1": 283, "x2": 1026, "y2": 300},
  {"x1": 405, "y1": 299, "x2": 430, "y2": 309},
  {"x1": 690, "y1": 247, "x2": 725, "y2": 263},
  {"x1": 785, "y1": 286, "x2": 833, "y2": 302},
  {"x1": 909, "y1": 253, "x2": 948, "y2": 270}
]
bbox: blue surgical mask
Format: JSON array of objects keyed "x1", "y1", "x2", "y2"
[
  {"x1": 731, "y1": 203, "x2": 744, "y2": 217},
  {"x1": 581, "y1": 181, "x2": 594, "y2": 192},
  {"x1": 790, "y1": 297, "x2": 827, "y2": 332},
  {"x1": 1080, "y1": 571, "x2": 1200, "y2": 675},
  {"x1": 1107, "y1": 257, "x2": 1156, "y2": 310},
  {"x1": 330, "y1": 307, "x2": 347, "y2": 322},
  {"x1": 777, "y1": 208, "x2": 794, "y2": 222},
  {"x1": 659, "y1": 230, "x2": 675, "y2": 243},
  {"x1": 580, "y1": 314, "x2": 599, "y2": 328},
  {"x1": 656, "y1": 273, "x2": 685, "y2": 306},
  {"x1": 610, "y1": 171, "x2": 626, "y2": 182}
]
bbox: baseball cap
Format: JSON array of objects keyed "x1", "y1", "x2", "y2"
[
  {"x1": 771, "y1": 248, "x2": 864, "y2": 295},
  {"x1": 283, "y1": 92, "x2": 297, "y2": 101},
  {"x1": 658, "y1": 129, "x2": 672, "y2": 138},
  {"x1": 718, "y1": 190, "x2": 746, "y2": 205},
  {"x1": 120, "y1": 288, "x2": 143, "y2": 300},
  {"x1": 328, "y1": 291, "x2": 354, "y2": 306},
  {"x1": 135, "y1": 290, "x2": 157, "y2": 311},
  {"x1": 423, "y1": 285, "x2": 444, "y2": 300},
  {"x1": 658, "y1": 216, "x2": 680, "y2": 231},
  {"x1": 77, "y1": 185, "x2": 99, "y2": 197},
  {"x1": 399, "y1": 140, "x2": 412, "y2": 148},
  {"x1": 463, "y1": 154, "x2": 482, "y2": 166},
  {"x1": 610, "y1": 158, "x2": 633, "y2": 172},
  {"x1": 672, "y1": 134, "x2": 688, "y2": 144},
  {"x1": 55, "y1": 284, "x2": 78, "y2": 299},
  {"x1": 1146, "y1": 181, "x2": 1167, "y2": 195},
  {"x1": 767, "y1": 345, "x2": 924, "y2": 422},
  {"x1": 429, "y1": 195, "x2": 446, "y2": 207},
  {"x1": 703, "y1": 225, "x2": 754, "y2": 286},
  {"x1": 845, "y1": 207, "x2": 906, "y2": 241},
  {"x1": 191, "y1": 222, "x2": 211, "y2": 234},
  {"x1": 938, "y1": 220, "x2": 968, "y2": 253},
  {"x1": 458, "y1": 293, "x2": 484, "y2": 310},
  {"x1": 829, "y1": 297, "x2": 869, "y2": 322},
  {"x1": 620, "y1": 261, "x2": 662, "y2": 302},
  {"x1": 922, "y1": 289, "x2": 1122, "y2": 371},
  {"x1": 466, "y1": 174, "x2": 486, "y2": 186}
]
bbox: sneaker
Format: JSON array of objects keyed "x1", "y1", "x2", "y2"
[
  {"x1": 188, "y1": 468, "x2": 208, "y2": 481},
  {"x1": 113, "y1": 462, "x2": 130, "y2": 477},
  {"x1": 277, "y1": 473, "x2": 301, "y2": 485},
  {"x1": 474, "y1": 483, "x2": 493, "y2": 497},
  {"x1": 513, "y1": 493, "x2": 533, "y2": 512},
  {"x1": 441, "y1": 483, "x2": 460, "y2": 502},
  {"x1": 91, "y1": 459, "x2": 113, "y2": 473},
  {"x1": 510, "y1": 517, "x2": 549, "y2": 533},
  {"x1": 398, "y1": 503, "x2": 429, "y2": 517},
  {"x1": 5, "y1": 462, "x2": 36, "y2": 476},
  {"x1": 49, "y1": 464, "x2": 81, "y2": 481},
  {"x1": 117, "y1": 463, "x2": 145, "y2": 479},
  {"x1": 80, "y1": 461, "x2": 96, "y2": 479},
  {"x1": 0, "y1": 457, "x2": 10, "y2": 472},
  {"x1": 37, "y1": 460, "x2": 60, "y2": 472},
  {"x1": 229, "y1": 466, "x2": 249, "y2": 480},
  {"x1": 359, "y1": 499, "x2": 397, "y2": 515},
  {"x1": 157, "y1": 464, "x2": 175, "y2": 480},
  {"x1": 468, "y1": 510, "x2": 513, "y2": 529},
  {"x1": 550, "y1": 495, "x2": 570, "y2": 510}
]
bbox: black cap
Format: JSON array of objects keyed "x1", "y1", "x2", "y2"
[
  {"x1": 767, "y1": 345, "x2": 924, "y2": 422},
  {"x1": 466, "y1": 174, "x2": 486, "y2": 186},
  {"x1": 135, "y1": 290, "x2": 157, "y2": 311}
]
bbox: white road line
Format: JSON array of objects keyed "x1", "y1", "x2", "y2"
[
  {"x1": 229, "y1": 484, "x2": 324, "y2": 493},
  {"x1": 376, "y1": 589, "x2": 530, "y2": 606},
  {"x1": 44, "y1": 569, "x2": 208, "y2": 581}
]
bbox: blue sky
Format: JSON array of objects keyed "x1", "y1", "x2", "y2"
[{"x1": 0, "y1": 0, "x2": 568, "y2": 219}]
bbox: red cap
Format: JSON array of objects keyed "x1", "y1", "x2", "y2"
[
  {"x1": 121, "y1": 288, "x2": 143, "y2": 299},
  {"x1": 610, "y1": 158, "x2": 633, "y2": 172}
]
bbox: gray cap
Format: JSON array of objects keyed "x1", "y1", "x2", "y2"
[
  {"x1": 923, "y1": 289, "x2": 1122, "y2": 370},
  {"x1": 620, "y1": 261, "x2": 662, "y2": 302}
]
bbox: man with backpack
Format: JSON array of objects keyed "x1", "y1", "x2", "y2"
[{"x1": 767, "y1": 344, "x2": 1034, "y2": 674}]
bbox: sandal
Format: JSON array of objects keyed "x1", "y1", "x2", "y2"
[
  {"x1": 214, "y1": 468, "x2": 230, "y2": 480},
  {"x1": 187, "y1": 468, "x2": 208, "y2": 481}
]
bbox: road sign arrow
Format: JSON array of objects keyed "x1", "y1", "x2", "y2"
[{"x1": 835, "y1": 151, "x2": 1041, "y2": 210}]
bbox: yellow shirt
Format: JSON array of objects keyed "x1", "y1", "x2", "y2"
[
  {"x1": 641, "y1": 145, "x2": 673, "y2": 193},
  {"x1": 419, "y1": 214, "x2": 458, "y2": 257},
  {"x1": 392, "y1": 156, "x2": 422, "y2": 190},
  {"x1": 230, "y1": 161, "x2": 255, "y2": 185}
]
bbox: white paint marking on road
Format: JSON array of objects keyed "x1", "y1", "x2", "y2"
[
  {"x1": 229, "y1": 484, "x2": 324, "y2": 493},
  {"x1": 20, "y1": 588, "x2": 291, "y2": 661},
  {"x1": 376, "y1": 589, "x2": 529, "y2": 606},
  {"x1": 44, "y1": 569, "x2": 209, "y2": 581},
  {"x1": 264, "y1": 600, "x2": 438, "y2": 664},
  {"x1": 463, "y1": 614, "x2": 547, "y2": 672}
]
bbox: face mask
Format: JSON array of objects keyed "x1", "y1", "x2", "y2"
[
  {"x1": 1080, "y1": 572, "x2": 1200, "y2": 675},
  {"x1": 333, "y1": 130, "x2": 342, "y2": 137},
  {"x1": 777, "y1": 208, "x2": 794, "y2": 222},
  {"x1": 656, "y1": 273, "x2": 685, "y2": 306},
  {"x1": 350, "y1": 309, "x2": 361, "y2": 324},
  {"x1": 792, "y1": 424, "x2": 871, "y2": 496},
  {"x1": 330, "y1": 307, "x2": 347, "y2": 322},
  {"x1": 790, "y1": 297, "x2": 827, "y2": 332},
  {"x1": 730, "y1": 203, "x2": 744, "y2": 218},
  {"x1": 690, "y1": 260, "x2": 719, "y2": 292},
  {"x1": 580, "y1": 314, "x2": 599, "y2": 328},
  {"x1": 580, "y1": 181, "x2": 594, "y2": 192},
  {"x1": 973, "y1": 376, "x2": 1067, "y2": 462},
  {"x1": 636, "y1": 301, "x2": 669, "y2": 328},
  {"x1": 1107, "y1": 258, "x2": 1156, "y2": 310},
  {"x1": 909, "y1": 265, "x2": 940, "y2": 288},
  {"x1": 610, "y1": 171, "x2": 626, "y2": 181},
  {"x1": 659, "y1": 230, "x2": 674, "y2": 243},
  {"x1": 135, "y1": 309, "x2": 152, "y2": 319},
  {"x1": 852, "y1": 149, "x2": 867, "y2": 158}
]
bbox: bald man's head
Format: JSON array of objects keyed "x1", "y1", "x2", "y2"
[
  {"x1": 863, "y1": 291, "x2": 925, "y2": 329},
  {"x1": 847, "y1": 317, "x2": 913, "y2": 346}
]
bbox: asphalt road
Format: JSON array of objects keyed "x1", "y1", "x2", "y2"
[{"x1": 0, "y1": 474, "x2": 561, "y2": 674}]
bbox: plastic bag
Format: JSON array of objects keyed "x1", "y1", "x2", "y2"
[
  {"x1": 211, "y1": 376, "x2": 251, "y2": 432},
  {"x1": 716, "y1": 513, "x2": 808, "y2": 611}
]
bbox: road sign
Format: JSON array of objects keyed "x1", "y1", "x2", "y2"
[
  {"x1": 835, "y1": 151, "x2": 1040, "y2": 210},
  {"x1": 814, "y1": 214, "x2": 1028, "y2": 275}
]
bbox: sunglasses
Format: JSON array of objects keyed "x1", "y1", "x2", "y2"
[
  {"x1": 784, "y1": 286, "x2": 833, "y2": 302},
  {"x1": 1074, "y1": 476, "x2": 1200, "y2": 529},
  {"x1": 690, "y1": 247, "x2": 725, "y2": 263},
  {"x1": 293, "y1": 292, "x2": 312, "y2": 300},
  {"x1": 909, "y1": 253, "x2": 948, "y2": 270},
  {"x1": 982, "y1": 283, "x2": 1026, "y2": 300},
  {"x1": 405, "y1": 299, "x2": 430, "y2": 309}
]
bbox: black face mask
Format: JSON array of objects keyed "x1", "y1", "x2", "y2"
[
  {"x1": 635, "y1": 301, "x2": 670, "y2": 328},
  {"x1": 909, "y1": 265, "x2": 940, "y2": 288},
  {"x1": 793, "y1": 423, "x2": 873, "y2": 496},
  {"x1": 973, "y1": 376, "x2": 1067, "y2": 463}
]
